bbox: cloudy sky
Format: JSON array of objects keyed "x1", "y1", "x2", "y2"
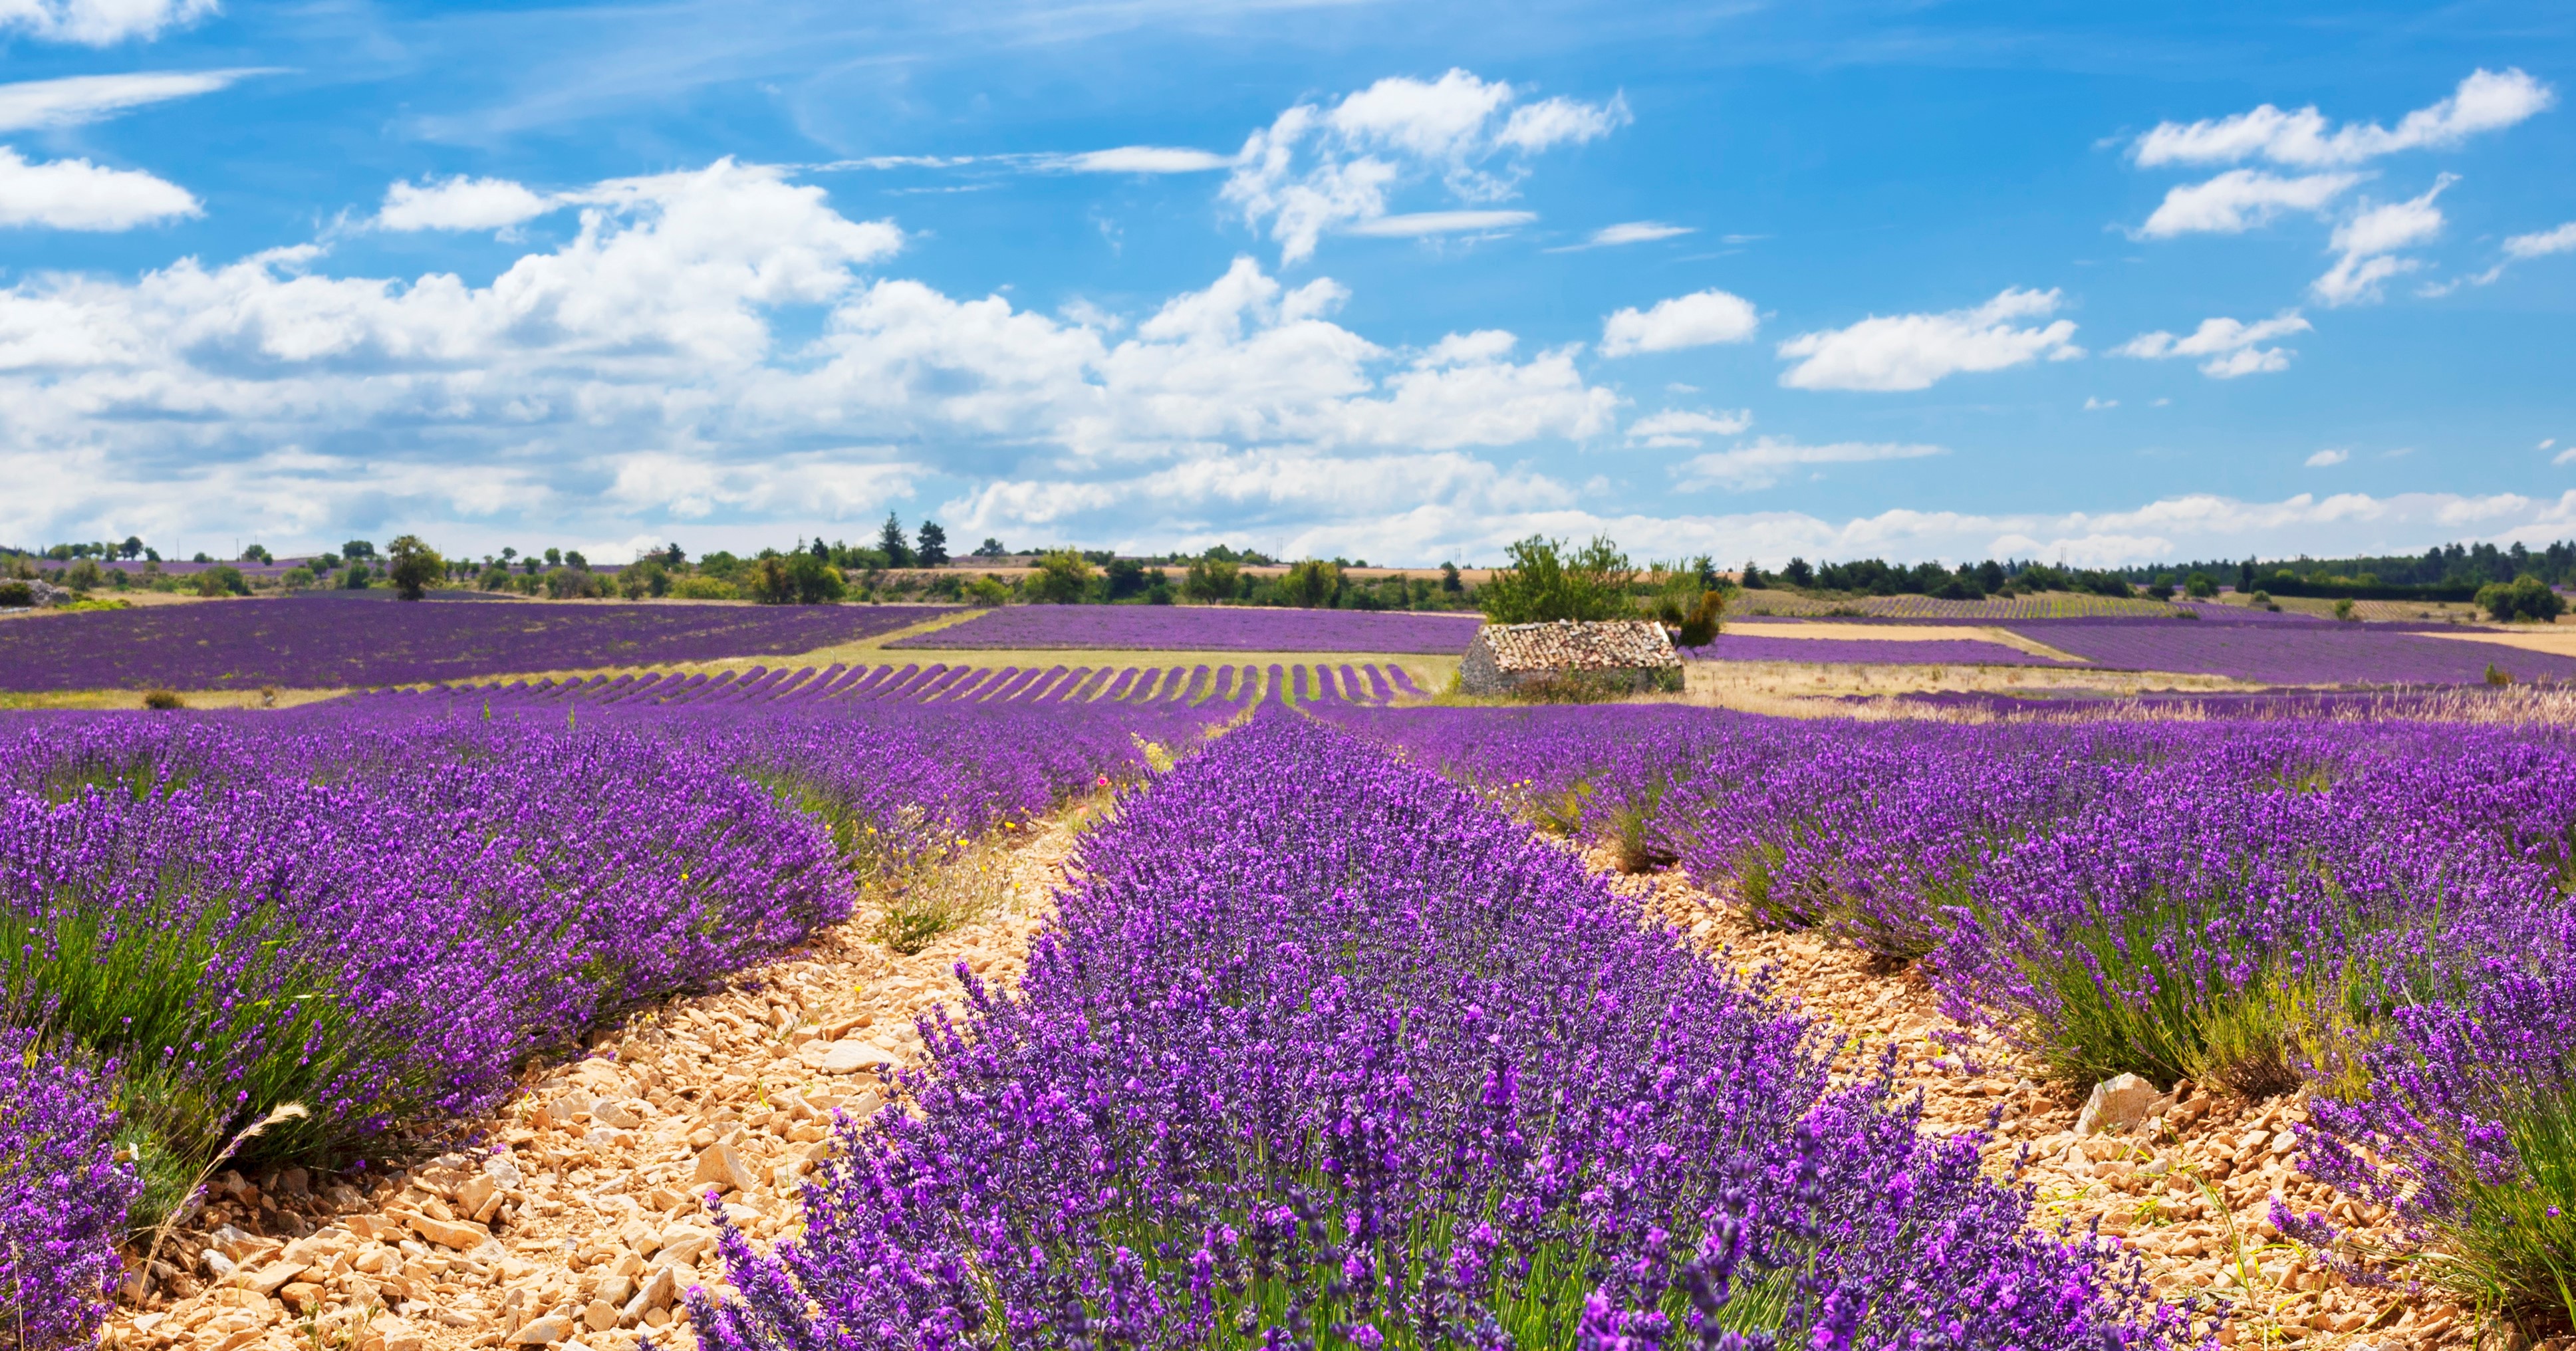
[{"x1": 1, "y1": 0, "x2": 2571, "y2": 566}]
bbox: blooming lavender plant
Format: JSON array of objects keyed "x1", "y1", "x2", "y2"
[
  {"x1": 691, "y1": 712, "x2": 2200, "y2": 1351},
  {"x1": 0, "y1": 1027, "x2": 139, "y2": 1351}
]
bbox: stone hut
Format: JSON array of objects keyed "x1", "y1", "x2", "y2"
[{"x1": 1458, "y1": 620, "x2": 1683, "y2": 696}]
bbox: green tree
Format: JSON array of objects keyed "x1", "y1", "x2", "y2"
[
  {"x1": 342, "y1": 539, "x2": 377, "y2": 559},
  {"x1": 1439, "y1": 561, "x2": 1464, "y2": 594},
  {"x1": 1184, "y1": 556, "x2": 1243, "y2": 603},
  {"x1": 241, "y1": 544, "x2": 273, "y2": 564},
  {"x1": 386, "y1": 535, "x2": 443, "y2": 601},
  {"x1": 973, "y1": 537, "x2": 1009, "y2": 558},
  {"x1": 1026, "y1": 550, "x2": 1095, "y2": 604},
  {"x1": 2478, "y1": 575, "x2": 2565, "y2": 623},
  {"x1": 878, "y1": 513, "x2": 916, "y2": 568},
  {"x1": 967, "y1": 574, "x2": 1013, "y2": 606},
  {"x1": 1104, "y1": 558, "x2": 1150, "y2": 600},
  {"x1": 1478, "y1": 535, "x2": 1636, "y2": 623},
  {"x1": 1281, "y1": 559, "x2": 1343, "y2": 608},
  {"x1": 119, "y1": 536, "x2": 144, "y2": 560},
  {"x1": 2184, "y1": 571, "x2": 2219, "y2": 599},
  {"x1": 916, "y1": 521, "x2": 950, "y2": 568}
]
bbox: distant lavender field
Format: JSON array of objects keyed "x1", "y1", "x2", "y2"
[
  {"x1": 892, "y1": 605, "x2": 1483, "y2": 653},
  {"x1": 0, "y1": 595, "x2": 950, "y2": 691},
  {"x1": 1685, "y1": 634, "x2": 2071, "y2": 666},
  {"x1": 2004, "y1": 618, "x2": 2576, "y2": 685}
]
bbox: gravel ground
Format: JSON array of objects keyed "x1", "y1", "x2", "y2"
[{"x1": 102, "y1": 804, "x2": 2468, "y2": 1351}]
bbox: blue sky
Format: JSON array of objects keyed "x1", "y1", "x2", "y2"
[{"x1": 2, "y1": 0, "x2": 2572, "y2": 566}]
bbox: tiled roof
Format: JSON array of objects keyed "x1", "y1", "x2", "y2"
[{"x1": 1472, "y1": 620, "x2": 1679, "y2": 672}]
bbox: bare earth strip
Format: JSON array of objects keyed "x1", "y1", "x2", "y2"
[
  {"x1": 1720, "y1": 620, "x2": 2093, "y2": 664},
  {"x1": 106, "y1": 804, "x2": 1100, "y2": 1351},
  {"x1": 2411, "y1": 628, "x2": 2576, "y2": 658}
]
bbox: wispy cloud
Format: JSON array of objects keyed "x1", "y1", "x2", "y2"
[
  {"x1": 2306, "y1": 448, "x2": 2350, "y2": 467},
  {"x1": 1345, "y1": 209, "x2": 1534, "y2": 237},
  {"x1": 2314, "y1": 176, "x2": 2452, "y2": 306},
  {"x1": 1601, "y1": 288, "x2": 1759, "y2": 357},
  {"x1": 0, "y1": 68, "x2": 277, "y2": 132},
  {"x1": 1, "y1": 0, "x2": 217, "y2": 45},
  {"x1": 1676, "y1": 436, "x2": 1946, "y2": 491},
  {"x1": 1626, "y1": 408, "x2": 1751, "y2": 447},
  {"x1": 1547, "y1": 220, "x2": 1694, "y2": 252}
]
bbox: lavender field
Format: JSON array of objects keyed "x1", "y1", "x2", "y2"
[
  {"x1": 2000, "y1": 616, "x2": 2576, "y2": 684},
  {"x1": 890, "y1": 603, "x2": 1481, "y2": 652},
  {"x1": 17, "y1": 666, "x2": 2576, "y2": 1347},
  {"x1": 1685, "y1": 633, "x2": 2073, "y2": 666},
  {"x1": 0, "y1": 595, "x2": 952, "y2": 691}
]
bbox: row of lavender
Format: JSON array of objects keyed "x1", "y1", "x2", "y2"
[
  {"x1": 409, "y1": 659, "x2": 1426, "y2": 707},
  {"x1": 692, "y1": 711, "x2": 2204, "y2": 1351},
  {"x1": 0, "y1": 693, "x2": 1216, "y2": 1346},
  {"x1": 1318, "y1": 703, "x2": 2576, "y2": 1332}
]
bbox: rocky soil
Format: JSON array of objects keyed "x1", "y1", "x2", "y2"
[
  {"x1": 1596, "y1": 850, "x2": 2468, "y2": 1351},
  {"x1": 104, "y1": 798, "x2": 2465, "y2": 1351}
]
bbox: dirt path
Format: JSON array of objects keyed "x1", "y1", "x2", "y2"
[
  {"x1": 106, "y1": 808, "x2": 1096, "y2": 1351},
  {"x1": 1590, "y1": 848, "x2": 2467, "y2": 1350}
]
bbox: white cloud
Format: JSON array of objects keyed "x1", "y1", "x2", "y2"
[
  {"x1": 375, "y1": 176, "x2": 559, "y2": 232},
  {"x1": 2132, "y1": 69, "x2": 2553, "y2": 168},
  {"x1": 1344, "y1": 209, "x2": 1535, "y2": 237},
  {"x1": 0, "y1": 68, "x2": 272, "y2": 132},
  {"x1": 2543, "y1": 438, "x2": 2558, "y2": 452},
  {"x1": 0, "y1": 0, "x2": 215, "y2": 43},
  {"x1": 2136, "y1": 169, "x2": 2363, "y2": 237},
  {"x1": 2305, "y1": 448, "x2": 2350, "y2": 467},
  {"x1": 2084, "y1": 396, "x2": 2117, "y2": 410},
  {"x1": 1599, "y1": 288, "x2": 1759, "y2": 357},
  {"x1": 1626, "y1": 408, "x2": 1752, "y2": 447},
  {"x1": 0, "y1": 164, "x2": 1636, "y2": 555},
  {"x1": 1674, "y1": 436, "x2": 1945, "y2": 491},
  {"x1": 1776, "y1": 288, "x2": 2080, "y2": 392},
  {"x1": 2113, "y1": 310, "x2": 2310, "y2": 378},
  {"x1": 2313, "y1": 176, "x2": 2452, "y2": 306},
  {"x1": 0, "y1": 146, "x2": 198, "y2": 229},
  {"x1": 1222, "y1": 69, "x2": 1628, "y2": 263},
  {"x1": 1494, "y1": 94, "x2": 1632, "y2": 152},
  {"x1": 2557, "y1": 448, "x2": 2576, "y2": 467},
  {"x1": 2506, "y1": 221, "x2": 2576, "y2": 262},
  {"x1": 1047, "y1": 146, "x2": 1235, "y2": 174},
  {"x1": 1577, "y1": 220, "x2": 1693, "y2": 248}
]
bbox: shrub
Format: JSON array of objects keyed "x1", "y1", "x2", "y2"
[
  {"x1": 280, "y1": 566, "x2": 317, "y2": 591},
  {"x1": 1025, "y1": 550, "x2": 1095, "y2": 604},
  {"x1": 1478, "y1": 534, "x2": 1636, "y2": 622},
  {"x1": 0, "y1": 1029, "x2": 139, "y2": 1351},
  {"x1": 0, "y1": 580, "x2": 30, "y2": 608},
  {"x1": 338, "y1": 564, "x2": 370, "y2": 590},
  {"x1": 1183, "y1": 556, "x2": 1242, "y2": 602},
  {"x1": 670, "y1": 576, "x2": 739, "y2": 600},
  {"x1": 2479, "y1": 575, "x2": 2566, "y2": 623},
  {"x1": 140, "y1": 689, "x2": 185, "y2": 710},
  {"x1": 966, "y1": 575, "x2": 1012, "y2": 607},
  {"x1": 2184, "y1": 572, "x2": 2219, "y2": 599},
  {"x1": 193, "y1": 566, "x2": 250, "y2": 598},
  {"x1": 2335, "y1": 597, "x2": 2357, "y2": 622}
]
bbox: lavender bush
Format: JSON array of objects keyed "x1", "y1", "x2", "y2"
[
  {"x1": 691, "y1": 712, "x2": 2200, "y2": 1351},
  {"x1": 0, "y1": 1028, "x2": 138, "y2": 1351}
]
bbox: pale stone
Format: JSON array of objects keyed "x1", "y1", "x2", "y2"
[
  {"x1": 692, "y1": 1143, "x2": 757, "y2": 1195},
  {"x1": 511, "y1": 1315, "x2": 575, "y2": 1346},
  {"x1": 584, "y1": 1301, "x2": 620, "y2": 1333},
  {"x1": 816, "y1": 1041, "x2": 895, "y2": 1075},
  {"x1": 404, "y1": 1211, "x2": 492, "y2": 1251},
  {"x1": 592, "y1": 1100, "x2": 642, "y2": 1130},
  {"x1": 2075, "y1": 1073, "x2": 2162, "y2": 1137},
  {"x1": 240, "y1": 1261, "x2": 309, "y2": 1296}
]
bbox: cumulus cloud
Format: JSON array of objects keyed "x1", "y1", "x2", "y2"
[
  {"x1": 375, "y1": 176, "x2": 560, "y2": 232},
  {"x1": 2132, "y1": 68, "x2": 2553, "y2": 168},
  {"x1": 1776, "y1": 288, "x2": 2080, "y2": 392},
  {"x1": 1674, "y1": 436, "x2": 1945, "y2": 491},
  {"x1": 0, "y1": 0, "x2": 215, "y2": 44},
  {"x1": 1599, "y1": 288, "x2": 1759, "y2": 358},
  {"x1": 2113, "y1": 310, "x2": 2311, "y2": 378},
  {"x1": 2313, "y1": 176, "x2": 2452, "y2": 306},
  {"x1": 2136, "y1": 168, "x2": 2363, "y2": 237},
  {"x1": 0, "y1": 146, "x2": 198, "y2": 229},
  {"x1": 0, "y1": 162, "x2": 1636, "y2": 555},
  {"x1": 1625, "y1": 408, "x2": 1752, "y2": 447},
  {"x1": 1222, "y1": 69, "x2": 1628, "y2": 263},
  {"x1": 2306, "y1": 448, "x2": 2350, "y2": 467},
  {"x1": 0, "y1": 68, "x2": 273, "y2": 132}
]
